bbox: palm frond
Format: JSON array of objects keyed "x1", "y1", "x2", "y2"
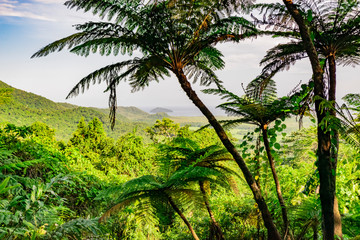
[
  {"x1": 246, "y1": 77, "x2": 277, "y2": 103},
  {"x1": 166, "y1": 166, "x2": 221, "y2": 188},
  {"x1": 65, "y1": 0, "x2": 143, "y2": 24},
  {"x1": 249, "y1": 3, "x2": 297, "y2": 32},
  {"x1": 66, "y1": 60, "x2": 137, "y2": 99},
  {"x1": 120, "y1": 175, "x2": 164, "y2": 196},
  {"x1": 167, "y1": 188, "x2": 204, "y2": 210},
  {"x1": 256, "y1": 42, "x2": 307, "y2": 93},
  {"x1": 48, "y1": 218, "x2": 103, "y2": 240},
  {"x1": 129, "y1": 56, "x2": 170, "y2": 91},
  {"x1": 100, "y1": 196, "x2": 143, "y2": 222},
  {"x1": 31, "y1": 32, "x2": 92, "y2": 58},
  {"x1": 336, "y1": 103, "x2": 360, "y2": 150}
]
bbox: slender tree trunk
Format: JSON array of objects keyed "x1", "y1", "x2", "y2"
[
  {"x1": 282, "y1": 1, "x2": 335, "y2": 239},
  {"x1": 255, "y1": 136, "x2": 262, "y2": 239},
  {"x1": 262, "y1": 126, "x2": 291, "y2": 239},
  {"x1": 313, "y1": 224, "x2": 318, "y2": 240},
  {"x1": 334, "y1": 196, "x2": 342, "y2": 239},
  {"x1": 328, "y1": 55, "x2": 343, "y2": 240},
  {"x1": 199, "y1": 181, "x2": 225, "y2": 240},
  {"x1": 254, "y1": 135, "x2": 262, "y2": 190},
  {"x1": 167, "y1": 195, "x2": 200, "y2": 240},
  {"x1": 174, "y1": 69, "x2": 282, "y2": 240}
]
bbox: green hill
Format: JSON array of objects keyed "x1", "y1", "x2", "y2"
[{"x1": 0, "y1": 80, "x2": 162, "y2": 140}]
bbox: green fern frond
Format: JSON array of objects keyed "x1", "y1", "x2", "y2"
[
  {"x1": 66, "y1": 60, "x2": 137, "y2": 99},
  {"x1": 49, "y1": 218, "x2": 103, "y2": 239},
  {"x1": 0, "y1": 177, "x2": 20, "y2": 195},
  {"x1": 246, "y1": 76, "x2": 277, "y2": 103},
  {"x1": 65, "y1": 0, "x2": 142, "y2": 24},
  {"x1": 100, "y1": 197, "x2": 140, "y2": 222},
  {"x1": 31, "y1": 32, "x2": 90, "y2": 58}
]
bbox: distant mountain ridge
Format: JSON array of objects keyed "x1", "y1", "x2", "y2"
[
  {"x1": 0, "y1": 80, "x2": 165, "y2": 140},
  {"x1": 150, "y1": 107, "x2": 173, "y2": 113}
]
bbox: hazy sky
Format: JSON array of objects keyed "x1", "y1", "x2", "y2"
[{"x1": 0, "y1": 0, "x2": 358, "y2": 114}]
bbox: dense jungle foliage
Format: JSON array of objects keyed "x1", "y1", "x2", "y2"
[{"x1": 0, "y1": 115, "x2": 359, "y2": 239}]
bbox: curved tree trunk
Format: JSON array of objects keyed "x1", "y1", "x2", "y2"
[
  {"x1": 282, "y1": 1, "x2": 336, "y2": 239},
  {"x1": 199, "y1": 181, "x2": 225, "y2": 240},
  {"x1": 167, "y1": 194, "x2": 200, "y2": 240},
  {"x1": 174, "y1": 69, "x2": 282, "y2": 240},
  {"x1": 262, "y1": 126, "x2": 291, "y2": 239}
]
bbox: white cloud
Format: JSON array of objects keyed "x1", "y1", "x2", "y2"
[
  {"x1": 32, "y1": 0, "x2": 63, "y2": 3},
  {"x1": 0, "y1": 0, "x2": 55, "y2": 21}
]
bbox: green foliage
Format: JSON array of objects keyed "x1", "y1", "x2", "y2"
[
  {"x1": 3, "y1": 0, "x2": 360, "y2": 238},
  {"x1": 30, "y1": 122, "x2": 56, "y2": 141},
  {"x1": 0, "y1": 88, "x2": 13, "y2": 105},
  {"x1": 0, "y1": 122, "x2": 108, "y2": 239},
  {"x1": 69, "y1": 118, "x2": 114, "y2": 157},
  {"x1": 113, "y1": 130, "x2": 157, "y2": 177},
  {"x1": 0, "y1": 110, "x2": 359, "y2": 239},
  {"x1": 146, "y1": 118, "x2": 181, "y2": 144}
]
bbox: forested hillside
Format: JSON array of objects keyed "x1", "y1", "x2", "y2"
[{"x1": 0, "y1": 80, "x2": 164, "y2": 140}]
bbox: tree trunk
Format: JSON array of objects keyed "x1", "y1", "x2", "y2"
[
  {"x1": 334, "y1": 196, "x2": 343, "y2": 239},
  {"x1": 254, "y1": 135, "x2": 262, "y2": 190},
  {"x1": 167, "y1": 194, "x2": 200, "y2": 240},
  {"x1": 329, "y1": 55, "x2": 343, "y2": 240},
  {"x1": 174, "y1": 69, "x2": 282, "y2": 240},
  {"x1": 255, "y1": 136, "x2": 262, "y2": 239},
  {"x1": 199, "y1": 181, "x2": 225, "y2": 240},
  {"x1": 313, "y1": 224, "x2": 318, "y2": 240},
  {"x1": 262, "y1": 126, "x2": 291, "y2": 239},
  {"x1": 282, "y1": 1, "x2": 335, "y2": 239}
]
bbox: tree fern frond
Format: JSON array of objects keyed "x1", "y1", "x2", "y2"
[
  {"x1": 167, "y1": 188, "x2": 204, "y2": 210},
  {"x1": 184, "y1": 61, "x2": 221, "y2": 87},
  {"x1": 32, "y1": 0, "x2": 262, "y2": 131},
  {"x1": 64, "y1": 0, "x2": 142, "y2": 24},
  {"x1": 121, "y1": 175, "x2": 163, "y2": 194},
  {"x1": 49, "y1": 218, "x2": 103, "y2": 239},
  {"x1": 129, "y1": 56, "x2": 170, "y2": 91},
  {"x1": 66, "y1": 60, "x2": 137, "y2": 99},
  {"x1": 166, "y1": 166, "x2": 218, "y2": 188},
  {"x1": 202, "y1": 88, "x2": 247, "y2": 103},
  {"x1": 70, "y1": 37, "x2": 138, "y2": 57},
  {"x1": 246, "y1": 77, "x2": 277, "y2": 103},
  {"x1": 335, "y1": 103, "x2": 360, "y2": 150},
  {"x1": 31, "y1": 32, "x2": 90, "y2": 58},
  {"x1": 100, "y1": 197, "x2": 137, "y2": 222},
  {"x1": 260, "y1": 41, "x2": 307, "y2": 75},
  {"x1": 221, "y1": 118, "x2": 259, "y2": 129},
  {"x1": 249, "y1": 3, "x2": 297, "y2": 31}
]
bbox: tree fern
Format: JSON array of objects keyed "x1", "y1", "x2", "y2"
[
  {"x1": 98, "y1": 171, "x2": 207, "y2": 239},
  {"x1": 32, "y1": 1, "x2": 257, "y2": 128}
]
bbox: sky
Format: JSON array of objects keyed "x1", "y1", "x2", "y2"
[{"x1": 0, "y1": 0, "x2": 358, "y2": 115}]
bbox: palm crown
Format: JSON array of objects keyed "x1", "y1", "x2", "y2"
[
  {"x1": 251, "y1": 0, "x2": 360, "y2": 88},
  {"x1": 203, "y1": 83, "x2": 293, "y2": 128}
]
